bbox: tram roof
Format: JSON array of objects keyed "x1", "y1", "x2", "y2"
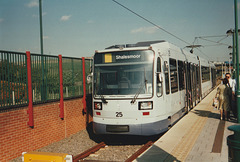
[
  {"x1": 96, "y1": 40, "x2": 213, "y2": 67},
  {"x1": 105, "y1": 40, "x2": 166, "y2": 50}
]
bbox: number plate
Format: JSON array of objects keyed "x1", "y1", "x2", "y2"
[
  {"x1": 106, "y1": 125, "x2": 129, "y2": 132},
  {"x1": 116, "y1": 112, "x2": 123, "y2": 117}
]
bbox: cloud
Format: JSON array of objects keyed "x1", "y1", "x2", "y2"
[
  {"x1": 60, "y1": 15, "x2": 72, "y2": 21},
  {"x1": 26, "y1": 0, "x2": 39, "y2": 8},
  {"x1": 87, "y1": 20, "x2": 94, "y2": 24},
  {"x1": 131, "y1": 27, "x2": 158, "y2": 34},
  {"x1": 0, "y1": 18, "x2": 4, "y2": 23},
  {"x1": 32, "y1": 12, "x2": 47, "y2": 18},
  {"x1": 43, "y1": 36, "x2": 49, "y2": 40}
]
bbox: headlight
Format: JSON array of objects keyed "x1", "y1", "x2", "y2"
[
  {"x1": 138, "y1": 101, "x2": 153, "y2": 110},
  {"x1": 94, "y1": 102, "x2": 102, "y2": 110}
]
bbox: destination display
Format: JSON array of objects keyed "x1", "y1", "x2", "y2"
[{"x1": 94, "y1": 50, "x2": 153, "y2": 64}]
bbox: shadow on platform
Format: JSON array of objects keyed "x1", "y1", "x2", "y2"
[
  {"x1": 191, "y1": 109, "x2": 237, "y2": 123},
  {"x1": 136, "y1": 145, "x2": 180, "y2": 162}
]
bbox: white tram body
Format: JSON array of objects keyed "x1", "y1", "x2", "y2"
[{"x1": 92, "y1": 41, "x2": 216, "y2": 136}]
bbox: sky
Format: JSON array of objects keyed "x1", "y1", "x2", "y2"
[{"x1": 0, "y1": 0, "x2": 238, "y2": 61}]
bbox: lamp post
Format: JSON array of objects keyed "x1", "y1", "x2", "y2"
[
  {"x1": 234, "y1": 0, "x2": 240, "y2": 123},
  {"x1": 39, "y1": 0, "x2": 43, "y2": 55},
  {"x1": 226, "y1": 30, "x2": 236, "y2": 78},
  {"x1": 222, "y1": 63, "x2": 224, "y2": 78},
  {"x1": 229, "y1": 53, "x2": 232, "y2": 74},
  {"x1": 39, "y1": 0, "x2": 46, "y2": 101}
]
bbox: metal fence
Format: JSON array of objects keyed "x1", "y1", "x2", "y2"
[
  {"x1": 0, "y1": 50, "x2": 92, "y2": 111},
  {"x1": 31, "y1": 54, "x2": 60, "y2": 103},
  {"x1": 62, "y1": 57, "x2": 83, "y2": 99},
  {"x1": 0, "y1": 51, "x2": 28, "y2": 109}
]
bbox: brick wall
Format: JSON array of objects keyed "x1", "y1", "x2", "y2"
[{"x1": 0, "y1": 98, "x2": 92, "y2": 162}]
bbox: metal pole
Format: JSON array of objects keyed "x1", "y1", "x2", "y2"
[
  {"x1": 222, "y1": 63, "x2": 223, "y2": 78},
  {"x1": 229, "y1": 58, "x2": 231, "y2": 73},
  {"x1": 39, "y1": 0, "x2": 45, "y2": 101},
  {"x1": 234, "y1": 0, "x2": 240, "y2": 123},
  {"x1": 225, "y1": 63, "x2": 226, "y2": 75},
  {"x1": 26, "y1": 51, "x2": 34, "y2": 128},
  {"x1": 82, "y1": 57, "x2": 87, "y2": 114},
  {"x1": 233, "y1": 33, "x2": 236, "y2": 78},
  {"x1": 59, "y1": 55, "x2": 64, "y2": 120},
  {"x1": 39, "y1": 0, "x2": 43, "y2": 55}
]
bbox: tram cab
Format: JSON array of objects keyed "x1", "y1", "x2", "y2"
[{"x1": 91, "y1": 41, "x2": 216, "y2": 136}]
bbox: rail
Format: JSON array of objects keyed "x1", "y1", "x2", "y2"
[
  {"x1": 125, "y1": 141, "x2": 154, "y2": 162},
  {"x1": 72, "y1": 142, "x2": 106, "y2": 162}
]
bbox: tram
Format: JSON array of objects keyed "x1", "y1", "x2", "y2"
[{"x1": 91, "y1": 40, "x2": 216, "y2": 136}]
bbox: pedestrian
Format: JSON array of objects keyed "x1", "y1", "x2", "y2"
[
  {"x1": 215, "y1": 78, "x2": 232, "y2": 120},
  {"x1": 225, "y1": 73, "x2": 237, "y2": 118},
  {"x1": 225, "y1": 73, "x2": 236, "y2": 94}
]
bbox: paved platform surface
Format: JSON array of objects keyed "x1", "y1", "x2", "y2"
[{"x1": 136, "y1": 87, "x2": 238, "y2": 162}]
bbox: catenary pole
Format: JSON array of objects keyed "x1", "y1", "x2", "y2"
[
  {"x1": 39, "y1": 0, "x2": 45, "y2": 100},
  {"x1": 39, "y1": 0, "x2": 43, "y2": 55},
  {"x1": 234, "y1": 0, "x2": 240, "y2": 123},
  {"x1": 232, "y1": 33, "x2": 236, "y2": 78}
]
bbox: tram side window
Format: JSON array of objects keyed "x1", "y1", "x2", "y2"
[
  {"x1": 170, "y1": 59, "x2": 178, "y2": 93},
  {"x1": 201, "y1": 66, "x2": 210, "y2": 83},
  {"x1": 178, "y1": 61, "x2": 185, "y2": 90},
  {"x1": 157, "y1": 57, "x2": 162, "y2": 97},
  {"x1": 164, "y1": 61, "x2": 170, "y2": 95}
]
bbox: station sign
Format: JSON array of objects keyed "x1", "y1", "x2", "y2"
[{"x1": 94, "y1": 50, "x2": 153, "y2": 64}]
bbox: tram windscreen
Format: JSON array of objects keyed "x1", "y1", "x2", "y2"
[{"x1": 94, "y1": 50, "x2": 154, "y2": 96}]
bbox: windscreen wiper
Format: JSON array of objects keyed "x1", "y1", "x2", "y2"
[
  {"x1": 131, "y1": 68, "x2": 147, "y2": 104},
  {"x1": 100, "y1": 93, "x2": 108, "y2": 103},
  {"x1": 130, "y1": 79, "x2": 147, "y2": 104},
  {"x1": 95, "y1": 72, "x2": 108, "y2": 103}
]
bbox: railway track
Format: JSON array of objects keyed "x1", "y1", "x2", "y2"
[
  {"x1": 73, "y1": 140, "x2": 154, "y2": 162},
  {"x1": 125, "y1": 141, "x2": 153, "y2": 162},
  {"x1": 73, "y1": 142, "x2": 106, "y2": 162}
]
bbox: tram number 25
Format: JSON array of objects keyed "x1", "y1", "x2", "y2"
[{"x1": 116, "y1": 112, "x2": 123, "y2": 117}]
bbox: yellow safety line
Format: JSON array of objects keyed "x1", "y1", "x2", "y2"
[{"x1": 165, "y1": 104, "x2": 212, "y2": 162}]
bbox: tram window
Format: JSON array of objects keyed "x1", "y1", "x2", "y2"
[
  {"x1": 164, "y1": 61, "x2": 170, "y2": 95},
  {"x1": 157, "y1": 57, "x2": 162, "y2": 97},
  {"x1": 201, "y1": 66, "x2": 210, "y2": 83},
  {"x1": 170, "y1": 59, "x2": 178, "y2": 93},
  {"x1": 196, "y1": 66, "x2": 200, "y2": 83},
  {"x1": 178, "y1": 61, "x2": 185, "y2": 90}
]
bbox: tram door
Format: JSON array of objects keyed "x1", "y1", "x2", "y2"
[
  {"x1": 196, "y1": 65, "x2": 201, "y2": 102},
  {"x1": 186, "y1": 63, "x2": 193, "y2": 110},
  {"x1": 192, "y1": 65, "x2": 196, "y2": 106}
]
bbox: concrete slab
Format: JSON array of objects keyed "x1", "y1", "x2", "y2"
[{"x1": 136, "y1": 87, "x2": 238, "y2": 162}]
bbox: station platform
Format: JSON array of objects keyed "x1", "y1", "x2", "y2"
[{"x1": 136, "y1": 87, "x2": 238, "y2": 162}]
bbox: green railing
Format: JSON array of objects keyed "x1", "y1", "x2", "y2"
[
  {"x1": 0, "y1": 50, "x2": 92, "y2": 111},
  {"x1": 0, "y1": 51, "x2": 28, "y2": 109},
  {"x1": 31, "y1": 54, "x2": 60, "y2": 103},
  {"x1": 62, "y1": 57, "x2": 83, "y2": 98}
]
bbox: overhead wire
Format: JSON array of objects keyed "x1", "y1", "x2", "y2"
[
  {"x1": 196, "y1": 35, "x2": 226, "y2": 38},
  {"x1": 189, "y1": 37, "x2": 210, "y2": 59},
  {"x1": 112, "y1": 0, "x2": 229, "y2": 60},
  {"x1": 112, "y1": 0, "x2": 192, "y2": 46},
  {"x1": 216, "y1": 36, "x2": 228, "y2": 44},
  {"x1": 193, "y1": 35, "x2": 229, "y2": 60},
  {"x1": 195, "y1": 48, "x2": 211, "y2": 60},
  {"x1": 202, "y1": 44, "x2": 225, "y2": 47},
  {"x1": 197, "y1": 37, "x2": 229, "y2": 46}
]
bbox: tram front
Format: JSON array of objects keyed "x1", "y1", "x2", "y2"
[{"x1": 92, "y1": 49, "x2": 155, "y2": 135}]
